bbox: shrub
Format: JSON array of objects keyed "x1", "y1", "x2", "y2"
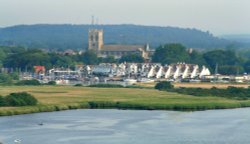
[
  {"x1": 169, "y1": 86, "x2": 250, "y2": 100},
  {"x1": 155, "y1": 81, "x2": 174, "y2": 90},
  {"x1": 88, "y1": 84, "x2": 124, "y2": 88},
  {"x1": 47, "y1": 81, "x2": 56, "y2": 85},
  {"x1": 16, "y1": 79, "x2": 41, "y2": 86},
  {"x1": 5, "y1": 92, "x2": 38, "y2": 106},
  {"x1": 125, "y1": 85, "x2": 145, "y2": 89},
  {"x1": 10, "y1": 72, "x2": 19, "y2": 80},
  {"x1": 74, "y1": 84, "x2": 83, "y2": 87},
  {"x1": 0, "y1": 73, "x2": 13, "y2": 85},
  {"x1": 0, "y1": 96, "x2": 7, "y2": 106}
]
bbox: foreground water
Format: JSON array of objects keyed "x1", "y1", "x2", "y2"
[{"x1": 0, "y1": 109, "x2": 250, "y2": 144}]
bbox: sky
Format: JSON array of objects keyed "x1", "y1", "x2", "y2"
[{"x1": 0, "y1": 0, "x2": 249, "y2": 35}]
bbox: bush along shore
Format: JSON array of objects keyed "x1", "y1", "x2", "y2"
[
  {"x1": 2, "y1": 99, "x2": 250, "y2": 117},
  {"x1": 0, "y1": 103, "x2": 90, "y2": 116},
  {"x1": 0, "y1": 92, "x2": 38, "y2": 107}
]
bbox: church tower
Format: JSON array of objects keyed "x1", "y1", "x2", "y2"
[{"x1": 88, "y1": 29, "x2": 104, "y2": 52}]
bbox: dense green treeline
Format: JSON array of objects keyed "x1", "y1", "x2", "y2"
[
  {"x1": 155, "y1": 81, "x2": 250, "y2": 100},
  {"x1": 2, "y1": 47, "x2": 80, "y2": 71},
  {"x1": 169, "y1": 86, "x2": 250, "y2": 100}
]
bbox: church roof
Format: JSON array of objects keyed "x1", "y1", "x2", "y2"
[{"x1": 101, "y1": 45, "x2": 145, "y2": 52}]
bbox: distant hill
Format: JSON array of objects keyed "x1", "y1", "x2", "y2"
[
  {"x1": 221, "y1": 34, "x2": 250, "y2": 49},
  {"x1": 221, "y1": 34, "x2": 250, "y2": 43},
  {"x1": 0, "y1": 24, "x2": 235, "y2": 50}
]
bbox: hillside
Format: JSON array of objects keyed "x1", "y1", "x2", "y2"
[
  {"x1": 0, "y1": 24, "x2": 233, "y2": 50},
  {"x1": 222, "y1": 34, "x2": 250, "y2": 44},
  {"x1": 221, "y1": 34, "x2": 250, "y2": 49}
]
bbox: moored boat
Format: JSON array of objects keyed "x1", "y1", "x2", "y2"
[
  {"x1": 124, "y1": 79, "x2": 137, "y2": 84},
  {"x1": 137, "y1": 78, "x2": 154, "y2": 83}
]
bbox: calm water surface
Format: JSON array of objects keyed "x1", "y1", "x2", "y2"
[{"x1": 0, "y1": 109, "x2": 250, "y2": 144}]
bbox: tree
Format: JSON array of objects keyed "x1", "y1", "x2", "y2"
[
  {"x1": 47, "y1": 81, "x2": 56, "y2": 85},
  {"x1": 82, "y1": 50, "x2": 98, "y2": 65},
  {"x1": 218, "y1": 65, "x2": 244, "y2": 75},
  {"x1": 0, "y1": 96, "x2": 7, "y2": 106},
  {"x1": 0, "y1": 73, "x2": 13, "y2": 85},
  {"x1": 0, "y1": 49, "x2": 7, "y2": 67},
  {"x1": 119, "y1": 53, "x2": 144, "y2": 63},
  {"x1": 244, "y1": 60, "x2": 250, "y2": 73},
  {"x1": 5, "y1": 92, "x2": 38, "y2": 106},
  {"x1": 3, "y1": 49, "x2": 51, "y2": 71},
  {"x1": 16, "y1": 79, "x2": 41, "y2": 86},
  {"x1": 203, "y1": 50, "x2": 240, "y2": 67},
  {"x1": 155, "y1": 81, "x2": 174, "y2": 90},
  {"x1": 100, "y1": 55, "x2": 117, "y2": 63},
  {"x1": 189, "y1": 50, "x2": 207, "y2": 66},
  {"x1": 152, "y1": 43, "x2": 190, "y2": 64},
  {"x1": 49, "y1": 53, "x2": 75, "y2": 68},
  {"x1": 203, "y1": 50, "x2": 244, "y2": 74},
  {"x1": 10, "y1": 72, "x2": 19, "y2": 80}
]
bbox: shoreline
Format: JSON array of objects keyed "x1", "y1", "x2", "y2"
[{"x1": 1, "y1": 101, "x2": 250, "y2": 117}]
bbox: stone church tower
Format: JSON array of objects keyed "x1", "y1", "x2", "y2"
[{"x1": 88, "y1": 29, "x2": 104, "y2": 52}]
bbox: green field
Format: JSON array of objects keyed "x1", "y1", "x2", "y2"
[{"x1": 1, "y1": 85, "x2": 250, "y2": 116}]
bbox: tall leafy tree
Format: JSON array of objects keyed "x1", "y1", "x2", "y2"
[
  {"x1": 203, "y1": 50, "x2": 240, "y2": 67},
  {"x1": 100, "y1": 55, "x2": 117, "y2": 63},
  {"x1": 189, "y1": 50, "x2": 207, "y2": 66},
  {"x1": 203, "y1": 50, "x2": 244, "y2": 74},
  {"x1": 3, "y1": 49, "x2": 50, "y2": 71},
  {"x1": 244, "y1": 60, "x2": 250, "y2": 73},
  {"x1": 0, "y1": 73, "x2": 13, "y2": 85},
  {"x1": 119, "y1": 53, "x2": 144, "y2": 63},
  {"x1": 152, "y1": 43, "x2": 190, "y2": 64},
  {"x1": 82, "y1": 50, "x2": 98, "y2": 65},
  {"x1": 49, "y1": 53, "x2": 75, "y2": 68}
]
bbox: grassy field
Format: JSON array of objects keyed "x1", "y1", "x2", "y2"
[{"x1": 1, "y1": 85, "x2": 250, "y2": 116}]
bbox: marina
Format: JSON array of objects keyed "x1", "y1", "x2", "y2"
[{"x1": 18, "y1": 62, "x2": 250, "y2": 85}]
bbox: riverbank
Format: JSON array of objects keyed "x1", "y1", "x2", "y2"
[{"x1": 1, "y1": 86, "x2": 250, "y2": 116}]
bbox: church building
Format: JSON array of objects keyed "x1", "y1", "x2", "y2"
[{"x1": 88, "y1": 29, "x2": 153, "y2": 59}]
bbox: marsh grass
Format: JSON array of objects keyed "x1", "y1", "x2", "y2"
[
  {"x1": 137, "y1": 82, "x2": 250, "y2": 89},
  {"x1": 29, "y1": 91, "x2": 68, "y2": 94}
]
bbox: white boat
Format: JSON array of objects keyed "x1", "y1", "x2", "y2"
[
  {"x1": 124, "y1": 79, "x2": 137, "y2": 84},
  {"x1": 166, "y1": 79, "x2": 175, "y2": 82},
  {"x1": 189, "y1": 79, "x2": 201, "y2": 83},
  {"x1": 137, "y1": 78, "x2": 154, "y2": 83},
  {"x1": 14, "y1": 139, "x2": 21, "y2": 144},
  {"x1": 55, "y1": 79, "x2": 69, "y2": 85}
]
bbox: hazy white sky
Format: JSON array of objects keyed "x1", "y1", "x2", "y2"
[{"x1": 0, "y1": 0, "x2": 249, "y2": 35}]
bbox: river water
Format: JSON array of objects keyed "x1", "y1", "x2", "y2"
[{"x1": 0, "y1": 109, "x2": 250, "y2": 144}]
